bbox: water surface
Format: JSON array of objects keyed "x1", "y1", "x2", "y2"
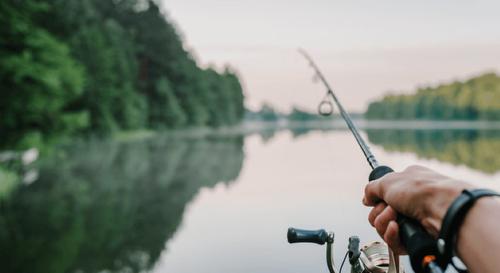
[{"x1": 1, "y1": 127, "x2": 500, "y2": 273}]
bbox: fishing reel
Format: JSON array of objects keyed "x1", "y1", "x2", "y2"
[{"x1": 287, "y1": 227, "x2": 403, "y2": 273}]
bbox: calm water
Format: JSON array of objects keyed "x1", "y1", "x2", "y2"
[{"x1": 1, "y1": 127, "x2": 500, "y2": 273}]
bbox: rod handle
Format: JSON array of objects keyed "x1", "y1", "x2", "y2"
[
  {"x1": 287, "y1": 227, "x2": 329, "y2": 245},
  {"x1": 369, "y1": 166, "x2": 439, "y2": 273}
]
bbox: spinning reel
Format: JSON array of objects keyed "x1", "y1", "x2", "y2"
[{"x1": 287, "y1": 227, "x2": 403, "y2": 273}]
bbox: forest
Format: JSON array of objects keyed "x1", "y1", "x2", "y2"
[
  {"x1": 0, "y1": 0, "x2": 245, "y2": 148},
  {"x1": 365, "y1": 73, "x2": 500, "y2": 120}
]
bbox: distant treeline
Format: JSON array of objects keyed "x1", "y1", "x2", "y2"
[
  {"x1": 0, "y1": 0, "x2": 244, "y2": 147},
  {"x1": 365, "y1": 73, "x2": 500, "y2": 120},
  {"x1": 246, "y1": 104, "x2": 359, "y2": 122}
]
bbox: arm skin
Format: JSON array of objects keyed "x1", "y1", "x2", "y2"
[
  {"x1": 363, "y1": 165, "x2": 500, "y2": 273},
  {"x1": 456, "y1": 197, "x2": 500, "y2": 273}
]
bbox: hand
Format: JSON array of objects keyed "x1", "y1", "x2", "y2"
[{"x1": 363, "y1": 165, "x2": 472, "y2": 254}]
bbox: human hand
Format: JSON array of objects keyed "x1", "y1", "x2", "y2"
[{"x1": 363, "y1": 165, "x2": 472, "y2": 254}]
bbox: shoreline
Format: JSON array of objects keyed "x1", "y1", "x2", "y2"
[
  {"x1": 239, "y1": 119, "x2": 500, "y2": 132},
  {"x1": 116, "y1": 120, "x2": 500, "y2": 141},
  {"x1": 5, "y1": 120, "x2": 500, "y2": 152}
]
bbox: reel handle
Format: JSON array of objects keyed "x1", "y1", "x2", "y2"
[
  {"x1": 287, "y1": 227, "x2": 329, "y2": 245},
  {"x1": 369, "y1": 166, "x2": 441, "y2": 273}
]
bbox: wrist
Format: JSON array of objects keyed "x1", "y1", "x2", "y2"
[
  {"x1": 456, "y1": 196, "x2": 500, "y2": 257},
  {"x1": 437, "y1": 192, "x2": 500, "y2": 273},
  {"x1": 447, "y1": 194, "x2": 500, "y2": 273},
  {"x1": 423, "y1": 182, "x2": 472, "y2": 234}
]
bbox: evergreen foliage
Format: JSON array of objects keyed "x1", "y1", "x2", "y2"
[
  {"x1": 0, "y1": 0, "x2": 245, "y2": 147},
  {"x1": 365, "y1": 73, "x2": 500, "y2": 120},
  {"x1": 0, "y1": 1, "x2": 87, "y2": 145}
]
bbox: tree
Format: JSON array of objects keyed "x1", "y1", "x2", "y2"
[
  {"x1": 365, "y1": 73, "x2": 500, "y2": 121},
  {"x1": 0, "y1": 0, "x2": 87, "y2": 147},
  {"x1": 150, "y1": 77, "x2": 187, "y2": 128},
  {"x1": 1, "y1": 0, "x2": 247, "y2": 147}
]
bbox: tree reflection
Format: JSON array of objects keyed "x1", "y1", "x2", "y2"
[
  {"x1": 0, "y1": 135, "x2": 244, "y2": 273},
  {"x1": 366, "y1": 129, "x2": 500, "y2": 174}
]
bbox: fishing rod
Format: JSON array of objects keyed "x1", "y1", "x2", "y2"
[
  {"x1": 287, "y1": 49, "x2": 446, "y2": 273},
  {"x1": 299, "y1": 49, "x2": 378, "y2": 170}
]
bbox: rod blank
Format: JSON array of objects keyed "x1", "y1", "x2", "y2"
[{"x1": 298, "y1": 49, "x2": 379, "y2": 169}]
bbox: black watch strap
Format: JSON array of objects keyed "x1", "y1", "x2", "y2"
[{"x1": 437, "y1": 188, "x2": 500, "y2": 266}]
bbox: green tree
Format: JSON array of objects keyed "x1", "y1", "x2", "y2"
[
  {"x1": 365, "y1": 73, "x2": 500, "y2": 120},
  {"x1": 0, "y1": 1, "x2": 87, "y2": 147},
  {"x1": 258, "y1": 103, "x2": 280, "y2": 121},
  {"x1": 150, "y1": 77, "x2": 187, "y2": 128},
  {"x1": 1, "y1": 0, "x2": 247, "y2": 147}
]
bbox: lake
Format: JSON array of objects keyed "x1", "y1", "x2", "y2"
[{"x1": 1, "y1": 124, "x2": 500, "y2": 273}]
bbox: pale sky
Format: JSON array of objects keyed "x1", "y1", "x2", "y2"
[{"x1": 161, "y1": 0, "x2": 500, "y2": 112}]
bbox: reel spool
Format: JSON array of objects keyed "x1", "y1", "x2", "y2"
[{"x1": 360, "y1": 242, "x2": 391, "y2": 273}]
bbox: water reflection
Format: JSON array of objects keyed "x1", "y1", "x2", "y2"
[
  {"x1": 1, "y1": 127, "x2": 500, "y2": 273},
  {"x1": 0, "y1": 135, "x2": 244, "y2": 273},
  {"x1": 366, "y1": 129, "x2": 500, "y2": 174}
]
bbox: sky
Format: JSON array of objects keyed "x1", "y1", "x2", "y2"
[{"x1": 161, "y1": 0, "x2": 500, "y2": 112}]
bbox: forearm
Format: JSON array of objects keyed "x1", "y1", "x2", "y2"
[{"x1": 456, "y1": 197, "x2": 500, "y2": 273}]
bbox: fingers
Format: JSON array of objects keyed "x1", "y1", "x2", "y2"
[
  {"x1": 374, "y1": 206, "x2": 397, "y2": 238},
  {"x1": 363, "y1": 164, "x2": 441, "y2": 256},
  {"x1": 384, "y1": 221, "x2": 407, "y2": 255},
  {"x1": 363, "y1": 179, "x2": 383, "y2": 206},
  {"x1": 368, "y1": 202, "x2": 387, "y2": 226},
  {"x1": 371, "y1": 206, "x2": 406, "y2": 254},
  {"x1": 363, "y1": 172, "x2": 400, "y2": 206}
]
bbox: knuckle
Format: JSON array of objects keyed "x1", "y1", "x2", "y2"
[
  {"x1": 374, "y1": 215, "x2": 381, "y2": 228},
  {"x1": 374, "y1": 213, "x2": 388, "y2": 235},
  {"x1": 381, "y1": 171, "x2": 398, "y2": 181},
  {"x1": 419, "y1": 181, "x2": 437, "y2": 196},
  {"x1": 375, "y1": 222, "x2": 384, "y2": 236},
  {"x1": 364, "y1": 183, "x2": 378, "y2": 200},
  {"x1": 364, "y1": 183, "x2": 372, "y2": 195},
  {"x1": 368, "y1": 213, "x2": 375, "y2": 226},
  {"x1": 404, "y1": 165, "x2": 423, "y2": 173},
  {"x1": 413, "y1": 179, "x2": 426, "y2": 188},
  {"x1": 387, "y1": 207, "x2": 397, "y2": 219}
]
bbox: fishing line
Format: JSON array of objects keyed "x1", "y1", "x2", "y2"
[{"x1": 339, "y1": 251, "x2": 349, "y2": 273}]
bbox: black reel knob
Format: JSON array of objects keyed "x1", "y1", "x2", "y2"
[{"x1": 287, "y1": 227, "x2": 329, "y2": 245}]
